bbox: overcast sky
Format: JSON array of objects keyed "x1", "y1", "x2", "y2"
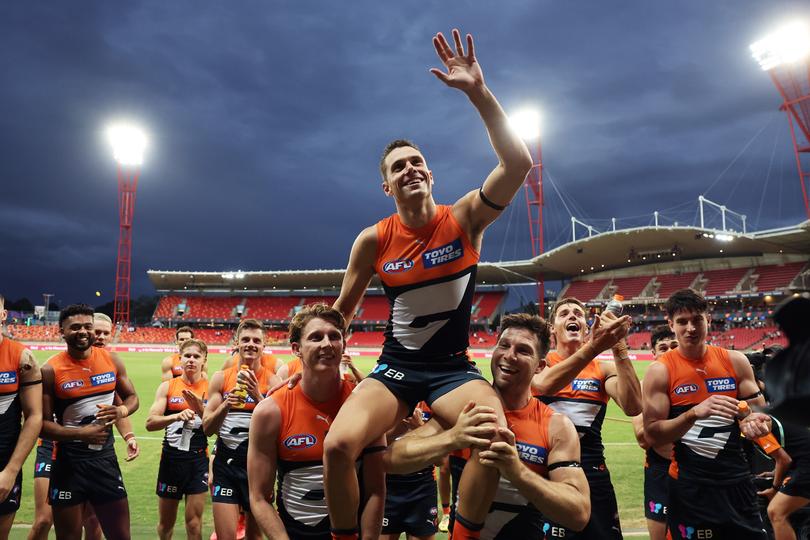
[{"x1": 2, "y1": 1, "x2": 808, "y2": 306}]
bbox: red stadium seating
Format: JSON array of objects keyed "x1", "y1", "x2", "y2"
[
  {"x1": 347, "y1": 331, "x2": 385, "y2": 347},
  {"x1": 120, "y1": 327, "x2": 175, "y2": 344},
  {"x1": 701, "y1": 268, "x2": 749, "y2": 297},
  {"x1": 154, "y1": 296, "x2": 182, "y2": 319},
  {"x1": 472, "y1": 292, "x2": 505, "y2": 323},
  {"x1": 627, "y1": 331, "x2": 651, "y2": 350},
  {"x1": 6, "y1": 324, "x2": 61, "y2": 342},
  {"x1": 180, "y1": 297, "x2": 239, "y2": 320},
  {"x1": 655, "y1": 272, "x2": 699, "y2": 300},
  {"x1": 610, "y1": 276, "x2": 653, "y2": 300},
  {"x1": 192, "y1": 328, "x2": 233, "y2": 345},
  {"x1": 355, "y1": 296, "x2": 389, "y2": 323},
  {"x1": 561, "y1": 279, "x2": 610, "y2": 303},
  {"x1": 246, "y1": 297, "x2": 300, "y2": 320},
  {"x1": 751, "y1": 262, "x2": 806, "y2": 293}
]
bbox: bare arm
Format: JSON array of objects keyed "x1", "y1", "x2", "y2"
[
  {"x1": 730, "y1": 351, "x2": 766, "y2": 409},
  {"x1": 113, "y1": 393, "x2": 139, "y2": 461},
  {"x1": 631, "y1": 414, "x2": 649, "y2": 450},
  {"x1": 602, "y1": 357, "x2": 642, "y2": 416},
  {"x1": 360, "y1": 436, "x2": 387, "y2": 540},
  {"x1": 531, "y1": 315, "x2": 631, "y2": 396},
  {"x1": 160, "y1": 355, "x2": 174, "y2": 381},
  {"x1": 247, "y1": 398, "x2": 289, "y2": 539},
  {"x1": 383, "y1": 403, "x2": 498, "y2": 474},
  {"x1": 479, "y1": 415, "x2": 591, "y2": 531},
  {"x1": 431, "y1": 30, "x2": 532, "y2": 242},
  {"x1": 0, "y1": 349, "x2": 43, "y2": 499},
  {"x1": 202, "y1": 371, "x2": 230, "y2": 437},
  {"x1": 333, "y1": 227, "x2": 377, "y2": 326}
]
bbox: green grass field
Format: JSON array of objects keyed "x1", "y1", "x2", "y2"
[{"x1": 10, "y1": 351, "x2": 652, "y2": 539}]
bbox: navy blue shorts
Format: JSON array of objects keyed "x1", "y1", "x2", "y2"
[
  {"x1": 367, "y1": 359, "x2": 486, "y2": 411},
  {"x1": 211, "y1": 454, "x2": 249, "y2": 510},
  {"x1": 0, "y1": 454, "x2": 22, "y2": 516},
  {"x1": 157, "y1": 452, "x2": 209, "y2": 500},
  {"x1": 49, "y1": 453, "x2": 127, "y2": 507},
  {"x1": 780, "y1": 466, "x2": 810, "y2": 500},
  {"x1": 644, "y1": 451, "x2": 670, "y2": 523},
  {"x1": 382, "y1": 470, "x2": 438, "y2": 536},
  {"x1": 33, "y1": 439, "x2": 54, "y2": 479},
  {"x1": 548, "y1": 476, "x2": 622, "y2": 540}
]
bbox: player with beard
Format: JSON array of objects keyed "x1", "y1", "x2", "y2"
[
  {"x1": 631, "y1": 324, "x2": 677, "y2": 540},
  {"x1": 644, "y1": 289, "x2": 767, "y2": 539},
  {"x1": 147, "y1": 338, "x2": 210, "y2": 540},
  {"x1": 203, "y1": 319, "x2": 277, "y2": 540},
  {"x1": 41, "y1": 304, "x2": 139, "y2": 540},
  {"x1": 531, "y1": 297, "x2": 640, "y2": 539},
  {"x1": 382, "y1": 313, "x2": 592, "y2": 539},
  {"x1": 325, "y1": 28, "x2": 534, "y2": 540},
  {"x1": 0, "y1": 293, "x2": 43, "y2": 537},
  {"x1": 247, "y1": 304, "x2": 385, "y2": 540}
]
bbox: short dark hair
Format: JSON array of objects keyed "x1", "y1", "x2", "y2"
[
  {"x1": 650, "y1": 324, "x2": 675, "y2": 349},
  {"x1": 665, "y1": 289, "x2": 708, "y2": 319},
  {"x1": 175, "y1": 326, "x2": 194, "y2": 339},
  {"x1": 379, "y1": 139, "x2": 421, "y2": 180},
  {"x1": 551, "y1": 297, "x2": 587, "y2": 320},
  {"x1": 236, "y1": 319, "x2": 265, "y2": 340},
  {"x1": 497, "y1": 313, "x2": 552, "y2": 360},
  {"x1": 59, "y1": 304, "x2": 95, "y2": 327},
  {"x1": 288, "y1": 303, "x2": 346, "y2": 345}
]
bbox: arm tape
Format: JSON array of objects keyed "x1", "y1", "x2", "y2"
[
  {"x1": 479, "y1": 187, "x2": 507, "y2": 211},
  {"x1": 547, "y1": 460, "x2": 581, "y2": 471}
]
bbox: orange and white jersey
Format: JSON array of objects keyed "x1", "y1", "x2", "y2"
[
  {"x1": 659, "y1": 345, "x2": 748, "y2": 483},
  {"x1": 215, "y1": 365, "x2": 273, "y2": 459},
  {"x1": 481, "y1": 398, "x2": 555, "y2": 540},
  {"x1": 272, "y1": 379, "x2": 356, "y2": 536},
  {"x1": 375, "y1": 205, "x2": 479, "y2": 364},
  {"x1": 538, "y1": 351, "x2": 609, "y2": 467},
  {"x1": 0, "y1": 338, "x2": 25, "y2": 456},
  {"x1": 162, "y1": 377, "x2": 208, "y2": 457},
  {"x1": 283, "y1": 358, "x2": 302, "y2": 378},
  {"x1": 169, "y1": 353, "x2": 183, "y2": 378},
  {"x1": 49, "y1": 347, "x2": 118, "y2": 459}
]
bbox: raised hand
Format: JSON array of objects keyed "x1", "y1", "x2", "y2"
[
  {"x1": 448, "y1": 401, "x2": 499, "y2": 450},
  {"x1": 182, "y1": 389, "x2": 206, "y2": 417},
  {"x1": 430, "y1": 29, "x2": 484, "y2": 93}
]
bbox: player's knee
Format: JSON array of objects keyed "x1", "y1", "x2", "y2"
[
  {"x1": 767, "y1": 500, "x2": 788, "y2": 523},
  {"x1": 185, "y1": 515, "x2": 201, "y2": 537},
  {"x1": 31, "y1": 514, "x2": 54, "y2": 534},
  {"x1": 323, "y1": 431, "x2": 361, "y2": 465}
]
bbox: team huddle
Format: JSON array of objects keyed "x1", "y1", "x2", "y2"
[{"x1": 0, "y1": 27, "x2": 807, "y2": 540}]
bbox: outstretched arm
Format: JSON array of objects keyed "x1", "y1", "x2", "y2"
[
  {"x1": 333, "y1": 227, "x2": 377, "y2": 326},
  {"x1": 431, "y1": 29, "x2": 532, "y2": 243},
  {"x1": 248, "y1": 399, "x2": 289, "y2": 539}
]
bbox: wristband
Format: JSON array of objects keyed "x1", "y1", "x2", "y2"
[
  {"x1": 118, "y1": 405, "x2": 129, "y2": 418},
  {"x1": 123, "y1": 432, "x2": 135, "y2": 441}
]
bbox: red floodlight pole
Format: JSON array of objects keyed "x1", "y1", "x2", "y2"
[
  {"x1": 107, "y1": 124, "x2": 148, "y2": 328},
  {"x1": 750, "y1": 21, "x2": 810, "y2": 219},
  {"x1": 510, "y1": 109, "x2": 545, "y2": 315}
]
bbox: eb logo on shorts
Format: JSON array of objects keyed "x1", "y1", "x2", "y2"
[
  {"x1": 51, "y1": 489, "x2": 71, "y2": 501},
  {"x1": 704, "y1": 378, "x2": 736, "y2": 393},
  {"x1": 372, "y1": 364, "x2": 405, "y2": 381},
  {"x1": 212, "y1": 485, "x2": 233, "y2": 497}
]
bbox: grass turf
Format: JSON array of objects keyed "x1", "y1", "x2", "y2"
[{"x1": 9, "y1": 351, "x2": 652, "y2": 539}]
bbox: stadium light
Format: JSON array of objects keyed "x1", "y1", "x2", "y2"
[
  {"x1": 750, "y1": 21, "x2": 810, "y2": 71},
  {"x1": 107, "y1": 123, "x2": 148, "y2": 166}
]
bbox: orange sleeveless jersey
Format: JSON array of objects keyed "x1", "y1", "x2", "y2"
[
  {"x1": 0, "y1": 338, "x2": 25, "y2": 456},
  {"x1": 272, "y1": 379, "x2": 356, "y2": 534},
  {"x1": 284, "y1": 358, "x2": 302, "y2": 377},
  {"x1": 216, "y1": 364, "x2": 274, "y2": 459},
  {"x1": 169, "y1": 353, "x2": 183, "y2": 378},
  {"x1": 163, "y1": 376, "x2": 209, "y2": 456},
  {"x1": 659, "y1": 345, "x2": 749, "y2": 483},
  {"x1": 538, "y1": 351, "x2": 609, "y2": 467},
  {"x1": 49, "y1": 347, "x2": 118, "y2": 459},
  {"x1": 374, "y1": 205, "x2": 479, "y2": 363}
]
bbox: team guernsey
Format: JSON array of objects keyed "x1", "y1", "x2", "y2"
[
  {"x1": 0, "y1": 338, "x2": 25, "y2": 514},
  {"x1": 48, "y1": 346, "x2": 127, "y2": 505},
  {"x1": 169, "y1": 353, "x2": 183, "y2": 378},
  {"x1": 157, "y1": 376, "x2": 209, "y2": 499},
  {"x1": 660, "y1": 345, "x2": 766, "y2": 539},
  {"x1": 272, "y1": 379, "x2": 356, "y2": 539},
  {"x1": 481, "y1": 398, "x2": 555, "y2": 540},
  {"x1": 537, "y1": 351, "x2": 621, "y2": 539},
  {"x1": 375, "y1": 205, "x2": 479, "y2": 364},
  {"x1": 211, "y1": 364, "x2": 273, "y2": 509}
]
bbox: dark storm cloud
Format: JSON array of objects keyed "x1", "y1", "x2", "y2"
[{"x1": 1, "y1": 1, "x2": 808, "y2": 304}]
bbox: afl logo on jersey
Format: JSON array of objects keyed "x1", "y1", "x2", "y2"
[
  {"x1": 422, "y1": 238, "x2": 463, "y2": 268},
  {"x1": 674, "y1": 383, "x2": 699, "y2": 395},
  {"x1": 90, "y1": 371, "x2": 116, "y2": 386},
  {"x1": 0, "y1": 371, "x2": 17, "y2": 385},
  {"x1": 61, "y1": 380, "x2": 84, "y2": 391},
  {"x1": 705, "y1": 377, "x2": 736, "y2": 393},
  {"x1": 383, "y1": 259, "x2": 414, "y2": 273},
  {"x1": 169, "y1": 397, "x2": 185, "y2": 404},
  {"x1": 284, "y1": 434, "x2": 317, "y2": 450}
]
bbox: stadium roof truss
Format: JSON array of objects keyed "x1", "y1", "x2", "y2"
[{"x1": 148, "y1": 221, "x2": 810, "y2": 292}]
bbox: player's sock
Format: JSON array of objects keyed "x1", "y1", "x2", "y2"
[
  {"x1": 452, "y1": 513, "x2": 483, "y2": 539},
  {"x1": 330, "y1": 528, "x2": 358, "y2": 540},
  {"x1": 442, "y1": 503, "x2": 450, "y2": 515}
]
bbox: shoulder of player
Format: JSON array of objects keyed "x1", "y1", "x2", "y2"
[
  {"x1": 643, "y1": 360, "x2": 670, "y2": 388},
  {"x1": 252, "y1": 395, "x2": 283, "y2": 430},
  {"x1": 548, "y1": 411, "x2": 578, "y2": 448},
  {"x1": 208, "y1": 370, "x2": 226, "y2": 392},
  {"x1": 725, "y1": 348, "x2": 752, "y2": 373}
]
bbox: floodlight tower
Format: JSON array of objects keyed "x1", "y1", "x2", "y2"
[
  {"x1": 107, "y1": 124, "x2": 148, "y2": 328},
  {"x1": 509, "y1": 109, "x2": 545, "y2": 314},
  {"x1": 750, "y1": 21, "x2": 810, "y2": 219}
]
